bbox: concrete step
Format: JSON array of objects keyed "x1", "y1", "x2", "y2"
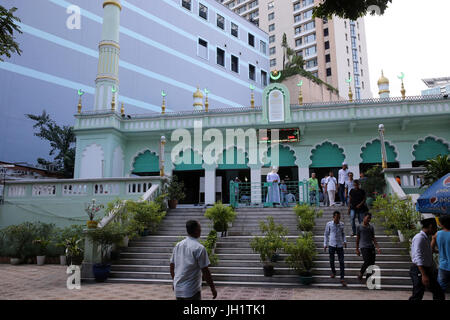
[
  {"x1": 215, "y1": 241, "x2": 406, "y2": 249},
  {"x1": 215, "y1": 247, "x2": 408, "y2": 255}
]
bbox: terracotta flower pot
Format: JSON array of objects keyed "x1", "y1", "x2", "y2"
[
  {"x1": 168, "y1": 200, "x2": 178, "y2": 209},
  {"x1": 87, "y1": 220, "x2": 98, "y2": 229}
]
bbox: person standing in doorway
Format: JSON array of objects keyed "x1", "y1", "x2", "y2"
[
  {"x1": 431, "y1": 214, "x2": 450, "y2": 295},
  {"x1": 345, "y1": 172, "x2": 355, "y2": 205},
  {"x1": 348, "y1": 180, "x2": 368, "y2": 237},
  {"x1": 409, "y1": 218, "x2": 444, "y2": 301},
  {"x1": 325, "y1": 171, "x2": 338, "y2": 206},
  {"x1": 266, "y1": 167, "x2": 281, "y2": 206},
  {"x1": 280, "y1": 180, "x2": 288, "y2": 207},
  {"x1": 170, "y1": 220, "x2": 217, "y2": 300},
  {"x1": 356, "y1": 213, "x2": 381, "y2": 282},
  {"x1": 324, "y1": 211, "x2": 347, "y2": 287},
  {"x1": 338, "y1": 163, "x2": 349, "y2": 206},
  {"x1": 308, "y1": 172, "x2": 319, "y2": 206},
  {"x1": 321, "y1": 174, "x2": 330, "y2": 207}
]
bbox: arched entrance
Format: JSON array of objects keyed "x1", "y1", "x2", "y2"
[
  {"x1": 173, "y1": 149, "x2": 204, "y2": 205},
  {"x1": 310, "y1": 141, "x2": 345, "y2": 181},
  {"x1": 412, "y1": 137, "x2": 450, "y2": 167},
  {"x1": 131, "y1": 150, "x2": 160, "y2": 176},
  {"x1": 360, "y1": 139, "x2": 399, "y2": 173}
]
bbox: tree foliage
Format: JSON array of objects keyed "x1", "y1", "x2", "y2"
[
  {"x1": 313, "y1": 0, "x2": 392, "y2": 21},
  {"x1": 423, "y1": 154, "x2": 450, "y2": 187},
  {"x1": 0, "y1": 5, "x2": 22, "y2": 61},
  {"x1": 25, "y1": 111, "x2": 76, "y2": 178}
]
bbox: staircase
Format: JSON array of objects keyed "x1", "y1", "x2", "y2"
[{"x1": 108, "y1": 206, "x2": 413, "y2": 290}]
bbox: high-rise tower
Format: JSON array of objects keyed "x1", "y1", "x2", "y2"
[{"x1": 94, "y1": 0, "x2": 122, "y2": 111}]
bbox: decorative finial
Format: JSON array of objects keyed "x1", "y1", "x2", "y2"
[
  {"x1": 111, "y1": 86, "x2": 117, "y2": 111},
  {"x1": 204, "y1": 89, "x2": 209, "y2": 112},
  {"x1": 297, "y1": 81, "x2": 303, "y2": 105},
  {"x1": 77, "y1": 89, "x2": 84, "y2": 114},
  {"x1": 161, "y1": 90, "x2": 166, "y2": 114},
  {"x1": 270, "y1": 70, "x2": 281, "y2": 81},
  {"x1": 249, "y1": 84, "x2": 255, "y2": 108},
  {"x1": 346, "y1": 77, "x2": 353, "y2": 102},
  {"x1": 398, "y1": 72, "x2": 406, "y2": 99},
  {"x1": 121, "y1": 102, "x2": 125, "y2": 116}
]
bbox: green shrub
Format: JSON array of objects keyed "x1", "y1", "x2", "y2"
[
  {"x1": 250, "y1": 216, "x2": 288, "y2": 266},
  {"x1": 361, "y1": 165, "x2": 386, "y2": 199},
  {"x1": 204, "y1": 202, "x2": 236, "y2": 232},
  {"x1": 1, "y1": 222, "x2": 37, "y2": 260},
  {"x1": 294, "y1": 204, "x2": 322, "y2": 232},
  {"x1": 372, "y1": 194, "x2": 421, "y2": 248},
  {"x1": 284, "y1": 233, "x2": 316, "y2": 276},
  {"x1": 54, "y1": 224, "x2": 85, "y2": 255},
  {"x1": 200, "y1": 230, "x2": 219, "y2": 266},
  {"x1": 87, "y1": 222, "x2": 127, "y2": 264},
  {"x1": 167, "y1": 175, "x2": 185, "y2": 201},
  {"x1": 125, "y1": 199, "x2": 166, "y2": 234}
]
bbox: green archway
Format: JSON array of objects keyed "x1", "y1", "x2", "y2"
[
  {"x1": 361, "y1": 140, "x2": 397, "y2": 164},
  {"x1": 218, "y1": 147, "x2": 249, "y2": 170},
  {"x1": 310, "y1": 142, "x2": 345, "y2": 168},
  {"x1": 263, "y1": 145, "x2": 297, "y2": 167},
  {"x1": 132, "y1": 150, "x2": 160, "y2": 174},
  {"x1": 413, "y1": 137, "x2": 449, "y2": 162},
  {"x1": 173, "y1": 149, "x2": 203, "y2": 171}
]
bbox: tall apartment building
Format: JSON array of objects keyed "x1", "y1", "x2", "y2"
[{"x1": 218, "y1": 0, "x2": 373, "y2": 99}]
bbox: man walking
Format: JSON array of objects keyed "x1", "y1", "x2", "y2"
[
  {"x1": 170, "y1": 220, "x2": 217, "y2": 300},
  {"x1": 356, "y1": 213, "x2": 381, "y2": 282},
  {"x1": 348, "y1": 180, "x2": 368, "y2": 237},
  {"x1": 338, "y1": 163, "x2": 349, "y2": 206},
  {"x1": 325, "y1": 171, "x2": 338, "y2": 206},
  {"x1": 431, "y1": 214, "x2": 450, "y2": 295},
  {"x1": 308, "y1": 172, "x2": 319, "y2": 206},
  {"x1": 409, "y1": 218, "x2": 444, "y2": 301},
  {"x1": 321, "y1": 174, "x2": 329, "y2": 207},
  {"x1": 324, "y1": 211, "x2": 347, "y2": 286}
]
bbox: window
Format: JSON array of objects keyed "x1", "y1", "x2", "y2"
[
  {"x1": 294, "y1": 14, "x2": 301, "y2": 23},
  {"x1": 344, "y1": 21, "x2": 347, "y2": 28},
  {"x1": 362, "y1": 81, "x2": 365, "y2": 89},
  {"x1": 269, "y1": 24, "x2": 275, "y2": 32},
  {"x1": 324, "y1": 41, "x2": 330, "y2": 50},
  {"x1": 231, "y1": 23, "x2": 238, "y2": 37},
  {"x1": 217, "y1": 14, "x2": 225, "y2": 29},
  {"x1": 217, "y1": 47, "x2": 225, "y2": 67},
  {"x1": 325, "y1": 54, "x2": 331, "y2": 63},
  {"x1": 303, "y1": 9, "x2": 312, "y2": 19},
  {"x1": 305, "y1": 58, "x2": 317, "y2": 69},
  {"x1": 197, "y1": 38, "x2": 208, "y2": 60},
  {"x1": 249, "y1": 64, "x2": 256, "y2": 81},
  {"x1": 296, "y1": 50, "x2": 303, "y2": 56},
  {"x1": 326, "y1": 68, "x2": 332, "y2": 76},
  {"x1": 294, "y1": 2, "x2": 300, "y2": 11},
  {"x1": 268, "y1": 12, "x2": 275, "y2": 21},
  {"x1": 304, "y1": 33, "x2": 316, "y2": 44},
  {"x1": 261, "y1": 70, "x2": 267, "y2": 86},
  {"x1": 347, "y1": 58, "x2": 350, "y2": 67},
  {"x1": 361, "y1": 69, "x2": 364, "y2": 77},
  {"x1": 269, "y1": 35, "x2": 275, "y2": 43},
  {"x1": 248, "y1": 33, "x2": 255, "y2": 47},
  {"x1": 295, "y1": 26, "x2": 302, "y2": 35},
  {"x1": 268, "y1": 1, "x2": 274, "y2": 10},
  {"x1": 304, "y1": 45, "x2": 316, "y2": 56},
  {"x1": 231, "y1": 55, "x2": 239, "y2": 73},
  {"x1": 324, "y1": 28, "x2": 329, "y2": 37},
  {"x1": 295, "y1": 38, "x2": 302, "y2": 47},
  {"x1": 304, "y1": 21, "x2": 315, "y2": 31},
  {"x1": 345, "y1": 34, "x2": 348, "y2": 41},
  {"x1": 199, "y1": 3, "x2": 208, "y2": 20},
  {"x1": 269, "y1": 47, "x2": 276, "y2": 55},
  {"x1": 260, "y1": 40, "x2": 267, "y2": 54},
  {"x1": 346, "y1": 46, "x2": 349, "y2": 54},
  {"x1": 270, "y1": 58, "x2": 276, "y2": 67},
  {"x1": 182, "y1": 0, "x2": 191, "y2": 11}
]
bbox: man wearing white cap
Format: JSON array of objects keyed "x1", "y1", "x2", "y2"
[{"x1": 338, "y1": 162, "x2": 349, "y2": 206}]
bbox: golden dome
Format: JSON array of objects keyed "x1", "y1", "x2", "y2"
[
  {"x1": 377, "y1": 71, "x2": 389, "y2": 86},
  {"x1": 193, "y1": 86, "x2": 203, "y2": 99}
]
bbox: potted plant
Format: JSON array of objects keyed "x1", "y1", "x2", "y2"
[
  {"x1": 88, "y1": 222, "x2": 126, "y2": 282},
  {"x1": 85, "y1": 199, "x2": 104, "y2": 229},
  {"x1": 204, "y1": 202, "x2": 237, "y2": 237},
  {"x1": 125, "y1": 197, "x2": 166, "y2": 236},
  {"x1": 167, "y1": 175, "x2": 185, "y2": 209},
  {"x1": 65, "y1": 236, "x2": 84, "y2": 265},
  {"x1": 32, "y1": 239, "x2": 50, "y2": 265},
  {"x1": 250, "y1": 216, "x2": 288, "y2": 277},
  {"x1": 284, "y1": 233, "x2": 317, "y2": 285},
  {"x1": 294, "y1": 204, "x2": 323, "y2": 232},
  {"x1": 2, "y1": 222, "x2": 36, "y2": 265}
]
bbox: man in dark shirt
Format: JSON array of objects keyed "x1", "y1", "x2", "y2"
[
  {"x1": 348, "y1": 180, "x2": 368, "y2": 237},
  {"x1": 356, "y1": 212, "x2": 381, "y2": 282}
]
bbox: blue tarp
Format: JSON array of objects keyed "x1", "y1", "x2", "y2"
[{"x1": 416, "y1": 173, "x2": 450, "y2": 215}]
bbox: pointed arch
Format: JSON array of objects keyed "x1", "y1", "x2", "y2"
[
  {"x1": 412, "y1": 136, "x2": 450, "y2": 162},
  {"x1": 173, "y1": 148, "x2": 204, "y2": 171},
  {"x1": 130, "y1": 149, "x2": 160, "y2": 174},
  {"x1": 263, "y1": 144, "x2": 297, "y2": 167},
  {"x1": 310, "y1": 141, "x2": 346, "y2": 168},
  {"x1": 360, "y1": 139, "x2": 398, "y2": 164},
  {"x1": 216, "y1": 146, "x2": 249, "y2": 170}
]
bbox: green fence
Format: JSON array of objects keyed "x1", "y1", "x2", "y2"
[{"x1": 229, "y1": 180, "x2": 319, "y2": 208}]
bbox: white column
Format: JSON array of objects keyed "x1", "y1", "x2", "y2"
[
  {"x1": 298, "y1": 167, "x2": 309, "y2": 181},
  {"x1": 400, "y1": 163, "x2": 412, "y2": 169},
  {"x1": 250, "y1": 166, "x2": 262, "y2": 204},
  {"x1": 204, "y1": 167, "x2": 216, "y2": 205}
]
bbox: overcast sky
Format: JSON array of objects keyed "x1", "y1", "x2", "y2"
[{"x1": 365, "y1": 0, "x2": 450, "y2": 97}]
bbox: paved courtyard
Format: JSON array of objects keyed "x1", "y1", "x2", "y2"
[{"x1": 0, "y1": 265, "x2": 435, "y2": 300}]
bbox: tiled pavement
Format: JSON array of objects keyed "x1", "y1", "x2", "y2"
[{"x1": 0, "y1": 265, "x2": 435, "y2": 300}]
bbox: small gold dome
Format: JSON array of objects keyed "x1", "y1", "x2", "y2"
[
  {"x1": 377, "y1": 71, "x2": 389, "y2": 86},
  {"x1": 193, "y1": 86, "x2": 203, "y2": 99}
]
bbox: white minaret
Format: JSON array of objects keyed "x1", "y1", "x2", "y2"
[
  {"x1": 377, "y1": 70, "x2": 390, "y2": 99},
  {"x1": 94, "y1": 0, "x2": 121, "y2": 111}
]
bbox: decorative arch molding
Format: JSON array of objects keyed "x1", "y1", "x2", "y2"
[
  {"x1": 215, "y1": 145, "x2": 250, "y2": 169},
  {"x1": 80, "y1": 143, "x2": 105, "y2": 179},
  {"x1": 112, "y1": 146, "x2": 125, "y2": 177},
  {"x1": 172, "y1": 147, "x2": 204, "y2": 171},
  {"x1": 359, "y1": 138, "x2": 399, "y2": 163},
  {"x1": 261, "y1": 143, "x2": 298, "y2": 167},
  {"x1": 129, "y1": 148, "x2": 160, "y2": 174},
  {"x1": 309, "y1": 140, "x2": 347, "y2": 168},
  {"x1": 411, "y1": 135, "x2": 450, "y2": 161}
]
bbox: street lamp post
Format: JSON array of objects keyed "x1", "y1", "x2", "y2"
[
  {"x1": 160, "y1": 136, "x2": 166, "y2": 177},
  {"x1": 378, "y1": 124, "x2": 388, "y2": 169}
]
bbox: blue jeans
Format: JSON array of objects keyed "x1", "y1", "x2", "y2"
[
  {"x1": 309, "y1": 190, "x2": 316, "y2": 205},
  {"x1": 350, "y1": 209, "x2": 364, "y2": 235},
  {"x1": 338, "y1": 184, "x2": 347, "y2": 205},
  {"x1": 281, "y1": 192, "x2": 288, "y2": 207},
  {"x1": 438, "y1": 268, "x2": 450, "y2": 292},
  {"x1": 329, "y1": 246, "x2": 345, "y2": 280}
]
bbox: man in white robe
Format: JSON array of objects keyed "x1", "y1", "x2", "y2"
[{"x1": 266, "y1": 167, "x2": 281, "y2": 205}]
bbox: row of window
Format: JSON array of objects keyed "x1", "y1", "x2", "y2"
[
  {"x1": 198, "y1": 38, "x2": 267, "y2": 85},
  {"x1": 182, "y1": 0, "x2": 267, "y2": 55}
]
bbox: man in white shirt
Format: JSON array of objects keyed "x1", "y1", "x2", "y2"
[
  {"x1": 321, "y1": 175, "x2": 329, "y2": 206},
  {"x1": 170, "y1": 220, "x2": 217, "y2": 300},
  {"x1": 325, "y1": 171, "x2": 338, "y2": 206},
  {"x1": 338, "y1": 162, "x2": 349, "y2": 206}
]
